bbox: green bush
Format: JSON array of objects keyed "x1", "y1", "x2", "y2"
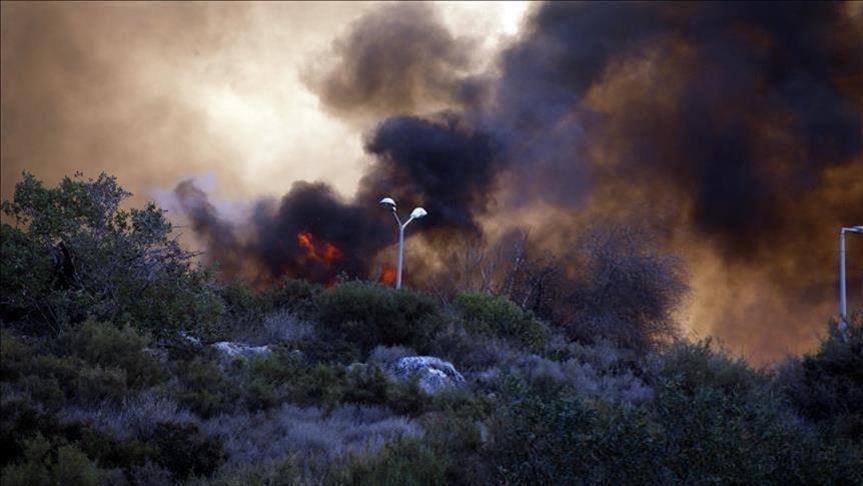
[
  {"x1": 0, "y1": 171, "x2": 223, "y2": 336},
  {"x1": 453, "y1": 292, "x2": 547, "y2": 349},
  {"x1": 315, "y1": 281, "x2": 442, "y2": 354},
  {"x1": 1, "y1": 434, "x2": 102, "y2": 486},
  {"x1": 330, "y1": 438, "x2": 450, "y2": 486},
  {"x1": 267, "y1": 276, "x2": 323, "y2": 318},
  {"x1": 1, "y1": 333, "x2": 133, "y2": 407},
  {"x1": 56, "y1": 320, "x2": 163, "y2": 388},
  {"x1": 219, "y1": 278, "x2": 265, "y2": 324},
  {"x1": 176, "y1": 357, "x2": 240, "y2": 417},
  {"x1": 0, "y1": 330, "x2": 33, "y2": 381},
  {"x1": 778, "y1": 315, "x2": 863, "y2": 441},
  {"x1": 151, "y1": 421, "x2": 226, "y2": 479},
  {"x1": 486, "y1": 375, "x2": 663, "y2": 484},
  {"x1": 653, "y1": 340, "x2": 860, "y2": 484}
]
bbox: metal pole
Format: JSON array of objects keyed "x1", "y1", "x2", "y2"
[
  {"x1": 396, "y1": 224, "x2": 405, "y2": 289},
  {"x1": 840, "y1": 228, "x2": 847, "y2": 323}
]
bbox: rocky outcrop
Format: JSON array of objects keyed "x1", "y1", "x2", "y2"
[
  {"x1": 211, "y1": 341, "x2": 271, "y2": 359},
  {"x1": 388, "y1": 356, "x2": 465, "y2": 395}
]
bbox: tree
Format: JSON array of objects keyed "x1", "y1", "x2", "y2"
[
  {"x1": 565, "y1": 223, "x2": 687, "y2": 350},
  {"x1": 1, "y1": 171, "x2": 221, "y2": 336}
]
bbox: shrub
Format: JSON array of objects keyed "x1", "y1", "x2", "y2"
[
  {"x1": 129, "y1": 461, "x2": 174, "y2": 486},
  {"x1": 427, "y1": 324, "x2": 515, "y2": 371},
  {"x1": 73, "y1": 365, "x2": 128, "y2": 405},
  {"x1": 0, "y1": 330, "x2": 33, "y2": 381},
  {"x1": 203, "y1": 403, "x2": 422, "y2": 477},
  {"x1": 13, "y1": 351, "x2": 130, "y2": 407},
  {"x1": 1, "y1": 389, "x2": 56, "y2": 467},
  {"x1": 227, "y1": 309, "x2": 316, "y2": 346},
  {"x1": 151, "y1": 421, "x2": 226, "y2": 479},
  {"x1": 565, "y1": 223, "x2": 686, "y2": 350},
  {"x1": 1, "y1": 434, "x2": 103, "y2": 486},
  {"x1": 486, "y1": 375, "x2": 664, "y2": 484},
  {"x1": 777, "y1": 315, "x2": 863, "y2": 441},
  {"x1": 0, "y1": 171, "x2": 223, "y2": 336},
  {"x1": 315, "y1": 282, "x2": 442, "y2": 354},
  {"x1": 510, "y1": 354, "x2": 654, "y2": 405},
  {"x1": 175, "y1": 357, "x2": 240, "y2": 417},
  {"x1": 652, "y1": 340, "x2": 858, "y2": 484},
  {"x1": 53, "y1": 444, "x2": 102, "y2": 486},
  {"x1": 266, "y1": 276, "x2": 323, "y2": 318},
  {"x1": 58, "y1": 390, "x2": 197, "y2": 442},
  {"x1": 330, "y1": 437, "x2": 449, "y2": 486},
  {"x1": 218, "y1": 278, "x2": 266, "y2": 328},
  {"x1": 452, "y1": 292, "x2": 547, "y2": 349},
  {"x1": 56, "y1": 319, "x2": 163, "y2": 388}
]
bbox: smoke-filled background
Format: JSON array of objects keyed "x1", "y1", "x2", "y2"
[{"x1": 3, "y1": 1, "x2": 861, "y2": 363}]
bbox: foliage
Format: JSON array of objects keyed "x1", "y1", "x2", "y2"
[
  {"x1": 56, "y1": 319, "x2": 163, "y2": 388},
  {"x1": 453, "y1": 292, "x2": 547, "y2": 349},
  {"x1": 315, "y1": 281, "x2": 443, "y2": 354},
  {"x1": 330, "y1": 438, "x2": 450, "y2": 486},
  {"x1": 1, "y1": 172, "x2": 223, "y2": 336},
  {"x1": 652, "y1": 340, "x2": 861, "y2": 484},
  {"x1": 175, "y1": 357, "x2": 241, "y2": 418},
  {"x1": 150, "y1": 421, "x2": 226, "y2": 479},
  {"x1": 1, "y1": 435, "x2": 102, "y2": 486},
  {"x1": 566, "y1": 224, "x2": 686, "y2": 350},
  {"x1": 3, "y1": 171, "x2": 862, "y2": 486},
  {"x1": 777, "y1": 312, "x2": 863, "y2": 441},
  {"x1": 266, "y1": 276, "x2": 323, "y2": 318},
  {"x1": 487, "y1": 375, "x2": 664, "y2": 484}
]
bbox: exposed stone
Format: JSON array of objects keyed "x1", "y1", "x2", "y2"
[
  {"x1": 389, "y1": 356, "x2": 465, "y2": 395},
  {"x1": 211, "y1": 341, "x2": 271, "y2": 359}
]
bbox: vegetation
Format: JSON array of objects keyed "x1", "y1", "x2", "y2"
[
  {"x1": 1, "y1": 172, "x2": 221, "y2": 336},
  {"x1": 1, "y1": 172, "x2": 860, "y2": 484}
]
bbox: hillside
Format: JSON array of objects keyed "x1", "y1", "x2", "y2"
[{"x1": 2, "y1": 173, "x2": 861, "y2": 484}]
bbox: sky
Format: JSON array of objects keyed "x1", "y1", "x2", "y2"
[{"x1": 1, "y1": 1, "x2": 530, "y2": 204}]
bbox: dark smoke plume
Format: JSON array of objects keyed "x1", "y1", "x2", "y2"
[
  {"x1": 305, "y1": 2, "x2": 473, "y2": 121},
  {"x1": 180, "y1": 1, "x2": 862, "y2": 361},
  {"x1": 174, "y1": 180, "x2": 392, "y2": 284},
  {"x1": 360, "y1": 114, "x2": 498, "y2": 232}
]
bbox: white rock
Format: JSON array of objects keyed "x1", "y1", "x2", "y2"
[
  {"x1": 389, "y1": 356, "x2": 465, "y2": 395},
  {"x1": 211, "y1": 341, "x2": 271, "y2": 358}
]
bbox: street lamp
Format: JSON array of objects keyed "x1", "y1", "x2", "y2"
[
  {"x1": 380, "y1": 197, "x2": 427, "y2": 289},
  {"x1": 839, "y1": 225, "x2": 863, "y2": 334}
]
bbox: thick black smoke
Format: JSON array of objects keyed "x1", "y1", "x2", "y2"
[
  {"x1": 305, "y1": 2, "x2": 473, "y2": 121},
  {"x1": 359, "y1": 114, "x2": 498, "y2": 232},
  {"x1": 491, "y1": 1, "x2": 862, "y2": 256},
  {"x1": 180, "y1": 1, "x2": 862, "y2": 360},
  {"x1": 246, "y1": 181, "x2": 388, "y2": 282},
  {"x1": 175, "y1": 180, "x2": 392, "y2": 283}
]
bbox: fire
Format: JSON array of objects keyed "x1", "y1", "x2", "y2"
[
  {"x1": 297, "y1": 231, "x2": 344, "y2": 267},
  {"x1": 379, "y1": 267, "x2": 397, "y2": 285}
]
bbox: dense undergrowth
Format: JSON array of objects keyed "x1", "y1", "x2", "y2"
[{"x1": 2, "y1": 173, "x2": 862, "y2": 484}]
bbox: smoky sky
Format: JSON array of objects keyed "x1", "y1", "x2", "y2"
[
  {"x1": 306, "y1": 2, "x2": 473, "y2": 121},
  {"x1": 360, "y1": 114, "x2": 498, "y2": 232},
  {"x1": 4, "y1": 1, "x2": 862, "y2": 362},
  {"x1": 259, "y1": 0, "x2": 863, "y2": 361}
]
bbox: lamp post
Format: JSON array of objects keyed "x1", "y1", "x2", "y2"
[
  {"x1": 380, "y1": 197, "x2": 427, "y2": 289},
  {"x1": 839, "y1": 225, "x2": 863, "y2": 333}
]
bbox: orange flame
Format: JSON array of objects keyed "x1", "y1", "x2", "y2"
[
  {"x1": 297, "y1": 231, "x2": 344, "y2": 267},
  {"x1": 379, "y1": 267, "x2": 397, "y2": 286}
]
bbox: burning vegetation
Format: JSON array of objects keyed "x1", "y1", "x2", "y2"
[{"x1": 169, "y1": 1, "x2": 863, "y2": 362}]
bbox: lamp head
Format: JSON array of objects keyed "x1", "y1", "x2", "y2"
[
  {"x1": 409, "y1": 207, "x2": 428, "y2": 220},
  {"x1": 379, "y1": 197, "x2": 397, "y2": 211}
]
